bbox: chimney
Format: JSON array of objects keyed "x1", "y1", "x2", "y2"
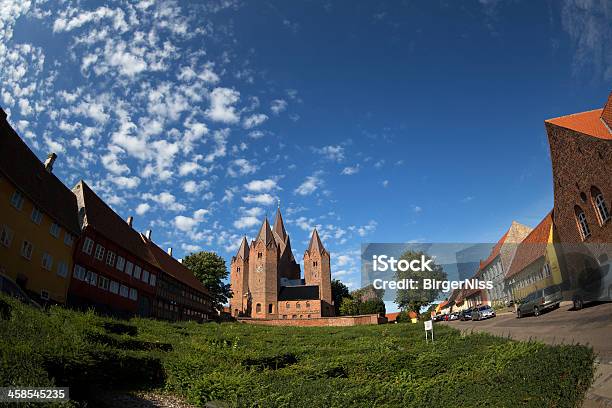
[
  {"x1": 167, "y1": 247, "x2": 173, "y2": 257},
  {"x1": 127, "y1": 216, "x2": 133, "y2": 227},
  {"x1": 44, "y1": 153, "x2": 57, "y2": 173},
  {"x1": 145, "y1": 229, "x2": 152, "y2": 240}
]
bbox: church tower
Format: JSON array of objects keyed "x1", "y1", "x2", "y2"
[
  {"x1": 248, "y1": 217, "x2": 279, "y2": 318},
  {"x1": 303, "y1": 228, "x2": 334, "y2": 316},
  {"x1": 229, "y1": 237, "x2": 249, "y2": 317},
  {"x1": 272, "y1": 207, "x2": 301, "y2": 280}
]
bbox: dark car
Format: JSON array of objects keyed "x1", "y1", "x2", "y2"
[
  {"x1": 472, "y1": 305, "x2": 496, "y2": 321},
  {"x1": 459, "y1": 308, "x2": 473, "y2": 321},
  {"x1": 516, "y1": 284, "x2": 562, "y2": 318}
]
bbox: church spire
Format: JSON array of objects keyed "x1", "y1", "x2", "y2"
[
  {"x1": 235, "y1": 236, "x2": 249, "y2": 260},
  {"x1": 273, "y1": 206, "x2": 287, "y2": 241},
  {"x1": 256, "y1": 216, "x2": 274, "y2": 244},
  {"x1": 307, "y1": 228, "x2": 326, "y2": 254}
]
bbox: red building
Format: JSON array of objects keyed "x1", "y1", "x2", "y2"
[{"x1": 69, "y1": 181, "x2": 159, "y2": 318}]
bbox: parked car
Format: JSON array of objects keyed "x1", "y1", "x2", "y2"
[
  {"x1": 516, "y1": 284, "x2": 563, "y2": 318},
  {"x1": 472, "y1": 305, "x2": 496, "y2": 321},
  {"x1": 459, "y1": 308, "x2": 473, "y2": 321},
  {"x1": 449, "y1": 312, "x2": 459, "y2": 321},
  {"x1": 433, "y1": 314, "x2": 446, "y2": 322}
]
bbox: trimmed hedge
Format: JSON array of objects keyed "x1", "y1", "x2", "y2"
[{"x1": 0, "y1": 294, "x2": 596, "y2": 407}]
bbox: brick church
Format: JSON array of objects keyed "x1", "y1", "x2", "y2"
[{"x1": 230, "y1": 207, "x2": 334, "y2": 319}]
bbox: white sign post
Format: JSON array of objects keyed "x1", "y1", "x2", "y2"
[{"x1": 424, "y1": 319, "x2": 434, "y2": 343}]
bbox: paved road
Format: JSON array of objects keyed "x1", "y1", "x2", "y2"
[{"x1": 442, "y1": 301, "x2": 612, "y2": 407}]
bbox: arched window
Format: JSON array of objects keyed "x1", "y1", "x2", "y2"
[
  {"x1": 296, "y1": 302, "x2": 301, "y2": 309},
  {"x1": 237, "y1": 267, "x2": 240, "y2": 274},
  {"x1": 575, "y1": 206, "x2": 591, "y2": 240},
  {"x1": 286, "y1": 302, "x2": 290, "y2": 309},
  {"x1": 256, "y1": 303, "x2": 261, "y2": 313},
  {"x1": 306, "y1": 301, "x2": 310, "y2": 308},
  {"x1": 591, "y1": 186, "x2": 610, "y2": 225}
]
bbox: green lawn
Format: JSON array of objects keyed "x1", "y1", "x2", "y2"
[{"x1": 0, "y1": 295, "x2": 595, "y2": 407}]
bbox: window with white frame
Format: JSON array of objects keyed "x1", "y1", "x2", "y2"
[
  {"x1": 56, "y1": 261, "x2": 68, "y2": 278},
  {"x1": 116, "y1": 256, "x2": 125, "y2": 271},
  {"x1": 109, "y1": 280, "x2": 119, "y2": 294},
  {"x1": 82, "y1": 237, "x2": 94, "y2": 254},
  {"x1": 592, "y1": 189, "x2": 610, "y2": 225},
  {"x1": 129, "y1": 288, "x2": 138, "y2": 301},
  {"x1": 21, "y1": 240, "x2": 34, "y2": 260},
  {"x1": 0, "y1": 225, "x2": 14, "y2": 247},
  {"x1": 49, "y1": 223, "x2": 61, "y2": 238},
  {"x1": 106, "y1": 251, "x2": 116, "y2": 267},
  {"x1": 142, "y1": 269, "x2": 149, "y2": 283},
  {"x1": 125, "y1": 261, "x2": 133, "y2": 276},
  {"x1": 575, "y1": 206, "x2": 591, "y2": 240},
  {"x1": 133, "y1": 265, "x2": 142, "y2": 280},
  {"x1": 31, "y1": 207, "x2": 43, "y2": 224},
  {"x1": 10, "y1": 190, "x2": 24, "y2": 210},
  {"x1": 94, "y1": 244, "x2": 105, "y2": 261},
  {"x1": 64, "y1": 232, "x2": 74, "y2": 247},
  {"x1": 85, "y1": 270, "x2": 97, "y2": 286},
  {"x1": 543, "y1": 262, "x2": 551, "y2": 278},
  {"x1": 119, "y1": 284, "x2": 129, "y2": 298},
  {"x1": 98, "y1": 276, "x2": 110, "y2": 291},
  {"x1": 73, "y1": 264, "x2": 86, "y2": 280},
  {"x1": 42, "y1": 252, "x2": 53, "y2": 270},
  {"x1": 149, "y1": 273, "x2": 156, "y2": 287}
]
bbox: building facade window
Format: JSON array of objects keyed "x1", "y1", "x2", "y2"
[
  {"x1": 268, "y1": 304, "x2": 273, "y2": 313},
  {"x1": 109, "y1": 280, "x2": 119, "y2": 294},
  {"x1": 56, "y1": 261, "x2": 68, "y2": 278},
  {"x1": 591, "y1": 187, "x2": 610, "y2": 225},
  {"x1": 21, "y1": 240, "x2": 34, "y2": 260},
  {"x1": 42, "y1": 252, "x2": 53, "y2": 270},
  {"x1": 296, "y1": 302, "x2": 301, "y2": 309},
  {"x1": 125, "y1": 261, "x2": 134, "y2": 276},
  {"x1": 129, "y1": 288, "x2": 138, "y2": 301},
  {"x1": 120, "y1": 284, "x2": 129, "y2": 298},
  {"x1": 73, "y1": 265, "x2": 86, "y2": 280},
  {"x1": 256, "y1": 303, "x2": 261, "y2": 313},
  {"x1": 575, "y1": 206, "x2": 591, "y2": 240},
  {"x1": 82, "y1": 237, "x2": 94, "y2": 255},
  {"x1": 94, "y1": 244, "x2": 105, "y2": 261},
  {"x1": 31, "y1": 207, "x2": 43, "y2": 224},
  {"x1": 0, "y1": 225, "x2": 14, "y2": 247},
  {"x1": 306, "y1": 301, "x2": 310, "y2": 308},
  {"x1": 133, "y1": 265, "x2": 142, "y2": 280},
  {"x1": 106, "y1": 251, "x2": 116, "y2": 267},
  {"x1": 116, "y1": 256, "x2": 125, "y2": 271},
  {"x1": 10, "y1": 190, "x2": 24, "y2": 210},
  {"x1": 286, "y1": 302, "x2": 290, "y2": 309},
  {"x1": 149, "y1": 273, "x2": 156, "y2": 286},
  {"x1": 49, "y1": 223, "x2": 61, "y2": 238},
  {"x1": 64, "y1": 232, "x2": 74, "y2": 247},
  {"x1": 98, "y1": 276, "x2": 110, "y2": 291},
  {"x1": 142, "y1": 269, "x2": 149, "y2": 283},
  {"x1": 85, "y1": 270, "x2": 97, "y2": 286}
]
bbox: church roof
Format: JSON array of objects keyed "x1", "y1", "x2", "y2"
[
  {"x1": 278, "y1": 285, "x2": 320, "y2": 301},
  {"x1": 235, "y1": 236, "x2": 249, "y2": 260},
  {"x1": 273, "y1": 207, "x2": 287, "y2": 241},
  {"x1": 306, "y1": 228, "x2": 326, "y2": 254},
  {"x1": 256, "y1": 216, "x2": 274, "y2": 245}
]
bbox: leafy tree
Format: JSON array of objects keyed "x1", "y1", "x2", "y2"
[
  {"x1": 394, "y1": 250, "x2": 447, "y2": 317},
  {"x1": 359, "y1": 298, "x2": 386, "y2": 316},
  {"x1": 331, "y1": 279, "x2": 350, "y2": 315},
  {"x1": 182, "y1": 251, "x2": 232, "y2": 312},
  {"x1": 351, "y1": 284, "x2": 384, "y2": 302},
  {"x1": 339, "y1": 297, "x2": 359, "y2": 316}
]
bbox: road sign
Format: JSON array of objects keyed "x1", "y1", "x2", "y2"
[{"x1": 424, "y1": 319, "x2": 434, "y2": 343}]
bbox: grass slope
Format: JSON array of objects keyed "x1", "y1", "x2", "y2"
[{"x1": 0, "y1": 295, "x2": 595, "y2": 407}]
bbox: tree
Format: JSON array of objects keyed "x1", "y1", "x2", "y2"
[
  {"x1": 182, "y1": 251, "x2": 232, "y2": 312},
  {"x1": 331, "y1": 279, "x2": 350, "y2": 315},
  {"x1": 394, "y1": 250, "x2": 447, "y2": 317},
  {"x1": 359, "y1": 298, "x2": 386, "y2": 316},
  {"x1": 339, "y1": 297, "x2": 359, "y2": 316}
]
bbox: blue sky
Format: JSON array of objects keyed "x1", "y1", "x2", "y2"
[{"x1": 0, "y1": 0, "x2": 610, "y2": 296}]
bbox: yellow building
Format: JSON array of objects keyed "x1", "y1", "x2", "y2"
[
  {"x1": 505, "y1": 212, "x2": 563, "y2": 300},
  {"x1": 0, "y1": 109, "x2": 80, "y2": 304}
]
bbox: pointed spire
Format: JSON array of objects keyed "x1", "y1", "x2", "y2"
[
  {"x1": 235, "y1": 236, "x2": 249, "y2": 260},
  {"x1": 256, "y1": 216, "x2": 274, "y2": 244},
  {"x1": 307, "y1": 228, "x2": 326, "y2": 254},
  {"x1": 273, "y1": 206, "x2": 287, "y2": 241}
]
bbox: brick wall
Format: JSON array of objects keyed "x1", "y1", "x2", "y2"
[{"x1": 239, "y1": 314, "x2": 386, "y2": 327}]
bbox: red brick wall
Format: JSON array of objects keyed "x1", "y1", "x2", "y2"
[{"x1": 239, "y1": 314, "x2": 385, "y2": 327}]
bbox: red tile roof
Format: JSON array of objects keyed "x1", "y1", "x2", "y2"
[
  {"x1": 386, "y1": 312, "x2": 400, "y2": 322},
  {"x1": 0, "y1": 115, "x2": 80, "y2": 234},
  {"x1": 143, "y1": 236, "x2": 210, "y2": 296},
  {"x1": 545, "y1": 109, "x2": 611, "y2": 140},
  {"x1": 505, "y1": 212, "x2": 553, "y2": 279},
  {"x1": 479, "y1": 230, "x2": 509, "y2": 270},
  {"x1": 73, "y1": 181, "x2": 160, "y2": 268}
]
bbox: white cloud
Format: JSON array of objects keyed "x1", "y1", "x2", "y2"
[
  {"x1": 135, "y1": 202, "x2": 151, "y2": 215},
  {"x1": 242, "y1": 113, "x2": 268, "y2": 129},
  {"x1": 204, "y1": 128, "x2": 229, "y2": 163},
  {"x1": 244, "y1": 178, "x2": 277, "y2": 192},
  {"x1": 270, "y1": 99, "x2": 287, "y2": 114},
  {"x1": 227, "y1": 158, "x2": 257, "y2": 177},
  {"x1": 242, "y1": 193, "x2": 275, "y2": 205},
  {"x1": 341, "y1": 165, "x2": 359, "y2": 175},
  {"x1": 142, "y1": 192, "x2": 186, "y2": 211},
  {"x1": 111, "y1": 176, "x2": 140, "y2": 189},
  {"x1": 53, "y1": 6, "x2": 128, "y2": 33},
  {"x1": 174, "y1": 208, "x2": 208, "y2": 232},
  {"x1": 205, "y1": 87, "x2": 240, "y2": 123},
  {"x1": 178, "y1": 161, "x2": 200, "y2": 176},
  {"x1": 313, "y1": 145, "x2": 345, "y2": 162},
  {"x1": 294, "y1": 174, "x2": 323, "y2": 196}
]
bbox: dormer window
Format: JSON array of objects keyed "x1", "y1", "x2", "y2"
[{"x1": 575, "y1": 206, "x2": 591, "y2": 240}]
